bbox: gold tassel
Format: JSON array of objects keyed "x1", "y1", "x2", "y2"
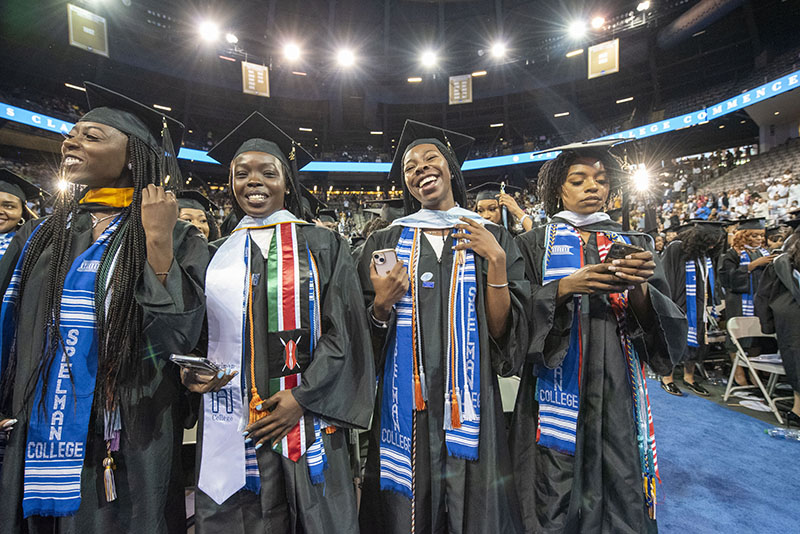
[
  {"x1": 450, "y1": 390, "x2": 461, "y2": 429},
  {"x1": 103, "y1": 452, "x2": 117, "y2": 502},
  {"x1": 249, "y1": 388, "x2": 268, "y2": 424},
  {"x1": 324, "y1": 426, "x2": 337, "y2": 435},
  {"x1": 414, "y1": 373, "x2": 426, "y2": 411}
]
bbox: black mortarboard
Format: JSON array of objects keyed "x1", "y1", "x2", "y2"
[
  {"x1": 81, "y1": 82, "x2": 184, "y2": 152},
  {"x1": 0, "y1": 169, "x2": 47, "y2": 203},
  {"x1": 206, "y1": 112, "x2": 314, "y2": 171},
  {"x1": 299, "y1": 185, "x2": 327, "y2": 220},
  {"x1": 540, "y1": 139, "x2": 627, "y2": 161},
  {"x1": 676, "y1": 219, "x2": 727, "y2": 234},
  {"x1": 766, "y1": 224, "x2": 786, "y2": 238},
  {"x1": 468, "y1": 182, "x2": 521, "y2": 202},
  {"x1": 735, "y1": 218, "x2": 766, "y2": 231},
  {"x1": 176, "y1": 190, "x2": 218, "y2": 214},
  {"x1": 785, "y1": 217, "x2": 800, "y2": 230},
  {"x1": 367, "y1": 198, "x2": 405, "y2": 223},
  {"x1": 317, "y1": 209, "x2": 337, "y2": 224},
  {"x1": 389, "y1": 120, "x2": 474, "y2": 214}
]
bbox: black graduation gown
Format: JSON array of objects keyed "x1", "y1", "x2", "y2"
[
  {"x1": 510, "y1": 218, "x2": 687, "y2": 534},
  {"x1": 661, "y1": 241, "x2": 723, "y2": 362},
  {"x1": 755, "y1": 255, "x2": 800, "y2": 393},
  {"x1": 194, "y1": 224, "x2": 375, "y2": 534},
  {"x1": 0, "y1": 214, "x2": 209, "y2": 534},
  {"x1": 356, "y1": 223, "x2": 529, "y2": 534},
  {"x1": 718, "y1": 247, "x2": 766, "y2": 318}
]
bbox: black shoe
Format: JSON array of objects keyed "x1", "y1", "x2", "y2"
[
  {"x1": 682, "y1": 380, "x2": 710, "y2": 396},
  {"x1": 786, "y1": 411, "x2": 800, "y2": 428},
  {"x1": 660, "y1": 380, "x2": 683, "y2": 396}
]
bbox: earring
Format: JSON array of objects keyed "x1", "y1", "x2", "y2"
[{"x1": 17, "y1": 217, "x2": 25, "y2": 227}]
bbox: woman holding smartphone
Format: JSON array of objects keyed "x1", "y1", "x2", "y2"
[
  {"x1": 510, "y1": 142, "x2": 686, "y2": 533},
  {"x1": 356, "y1": 120, "x2": 529, "y2": 534},
  {"x1": 181, "y1": 112, "x2": 374, "y2": 533}
]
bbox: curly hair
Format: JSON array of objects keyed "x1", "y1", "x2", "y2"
[
  {"x1": 677, "y1": 226, "x2": 725, "y2": 260},
  {"x1": 731, "y1": 229, "x2": 763, "y2": 252},
  {"x1": 536, "y1": 150, "x2": 621, "y2": 216}
]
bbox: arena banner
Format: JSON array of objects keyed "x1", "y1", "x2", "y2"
[
  {"x1": 67, "y1": 3, "x2": 109, "y2": 58},
  {"x1": 588, "y1": 39, "x2": 619, "y2": 80},
  {"x1": 449, "y1": 75, "x2": 473, "y2": 105},
  {"x1": 242, "y1": 61, "x2": 270, "y2": 98}
]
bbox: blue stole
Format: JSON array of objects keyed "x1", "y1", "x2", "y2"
[
  {"x1": 686, "y1": 257, "x2": 716, "y2": 347},
  {"x1": 0, "y1": 231, "x2": 15, "y2": 258},
  {"x1": 738, "y1": 249, "x2": 758, "y2": 316},
  {"x1": 5, "y1": 218, "x2": 119, "y2": 518},
  {"x1": 379, "y1": 223, "x2": 481, "y2": 499}
]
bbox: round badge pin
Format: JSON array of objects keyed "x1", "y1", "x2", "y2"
[{"x1": 420, "y1": 272, "x2": 434, "y2": 282}]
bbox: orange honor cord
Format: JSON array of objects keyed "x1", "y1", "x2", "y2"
[
  {"x1": 410, "y1": 229, "x2": 426, "y2": 411},
  {"x1": 247, "y1": 271, "x2": 267, "y2": 424},
  {"x1": 448, "y1": 254, "x2": 461, "y2": 429}
]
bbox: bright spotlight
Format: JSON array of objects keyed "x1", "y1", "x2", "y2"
[
  {"x1": 591, "y1": 16, "x2": 605, "y2": 29},
  {"x1": 57, "y1": 180, "x2": 70, "y2": 192},
  {"x1": 632, "y1": 166, "x2": 650, "y2": 192},
  {"x1": 568, "y1": 20, "x2": 587, "y2": 39},
  {"x1": 198, "y1": 20, "x2": 220, "y2": 42},
  {"x1": 490, "y1": 42, "x2": 506, "y2": 58},
  {"x1": 420, "y1": 49, "x2": 438, "y2": 68},
  {"x1": 637, "y1": 1, "x2": 651, "y2": 12},
  {"x1": 337, "y1": 48, "x2": 355, "y2": 68},
  {"x1": 284, "y1": 43, "x2": 301, "y2": 61},
  {"x1": 225, "y1": 32, "x2": 238, "y2": 44}
]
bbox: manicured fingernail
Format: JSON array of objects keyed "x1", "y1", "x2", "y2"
[
  {"x1": 255, "y1": 443, "x2": 263, "y2": 449},
  {"x1": 626, "y1": 255, "x2": 632, "y2": 259},
  {"x1": 242, "y1": 430, "x2": 249, "y2": 436},
  {"x1": 612, "y1": 260, "x2": 621, "y2": 265},
  {"x1": 217, "y1": 371, "x2": 225, "y2": 379},
  {"x1": 608, "y1": 266, "x2": 616, "y2": 272},
  {"x1": 256, "y1": 404, "x2": 263, "y2": 411},
  {"x1": 244, "y1": 437, "x2": 252, "y2": 444},
  {"x1": 226, "y1": 368, "x2": 233, "y2": 375}
]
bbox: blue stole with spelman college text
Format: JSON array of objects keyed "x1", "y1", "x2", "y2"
[
  {"x1": 686, "y1": 257, "x2": 716, "y2": 347},
  {"x1": 9, "y1": 218, "x2": 119, "y2": 517},
  {"x1": 738, "y1": 248, "x2": 767, "y2": 317},
  {"x1": 0, "y1": 231, "x2": 15, "y2": 258}
]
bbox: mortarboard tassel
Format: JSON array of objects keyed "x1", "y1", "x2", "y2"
[
  {"x1": 450, "y1": 390, "x2": 461, "y2": 429},
  {"x1": 103, "y1": 450, "x2": 117, "y2": 502},
  {"x1": 159, "y1": 116, "x2": 183, "y2": 191},
  {"x1": 249, "y1": 387, "x2": 267, "y2": 424},
  {"x1": 414, "y1": 371, "x2": 426, "y2": 411}
]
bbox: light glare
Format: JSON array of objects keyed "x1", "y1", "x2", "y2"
[
  {"x1": 337, "y1": 48, "x2": 355, "y2": 67},
  {"x1": 198, "y1": 20, "x2": 220, "y2": 42},
  {"x1": 284, "y1": 43, "x2": 301, "y2": 61},
  {"x1": 490, "y1": 42, "x2": 506, "y2": 58},
  {"x1": 637, "y1": 1, "x2": 651, "y2": 12},
  {"x1": 420, "y1": 49, "x2": 437, "y2": 68},
  {"x1": 633, "y1": 166, "x2": 650, "y2": 192},
  {"x1": 591, "y1": 17, "x2": 605, "y2": 29},
  {"x1": 225, "y1": 33, "x2": 238, "y2": 44},
  {"x1": 568, "y1": 20, "x2": 586, "y2": 39}
]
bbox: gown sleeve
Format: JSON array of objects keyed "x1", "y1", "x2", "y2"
[
  {"x1": 516, "y1": 229, "x2": 575, "y2": 369},
  {"x1": 135, "y1": 220, "x2": 210, "y2": 358},
  {"x1": 291, "y1": 229, "x2": 376, "y2": 430},
  {"x1": 755, "y1": 263, "x2": 777, "y2": 334},
  {"x1": 623, "y1": 235, "x2": 688, "y2": 373},
  {"x1": 719, "y1": 248, "x2": 750, "y2": 294},
  {"x1": 485, "y1": 225, "x2": 530, "y2": 377}
]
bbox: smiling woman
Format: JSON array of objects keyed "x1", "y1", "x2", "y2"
[
  {"x1": 190, "y1": 112, "x2": 374, "y2": 534},
  {"x1": 0, "y1": 169, "x2": 45, "y2": 257}
]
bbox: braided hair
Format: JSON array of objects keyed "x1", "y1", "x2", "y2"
[
  {"x1": 8, "y1": 135, "x2": 161, "y2": 416},
  {"x1": 537, "y1": 150, "x2": 622, "y2": 216}
]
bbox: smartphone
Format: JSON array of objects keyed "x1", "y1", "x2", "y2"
[
  {"x1": 372, "y1": 249, "x2": 399, "y2": 277},
  {"x1": 603, "y1": 242, "x2": 645, "y2": 262},
  {"x1": 169, "y1": 354, "x2": 221, "y2": 374}
]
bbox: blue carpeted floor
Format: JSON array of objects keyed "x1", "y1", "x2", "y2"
[{"x1": 651, "y1": 384, "x2": 800, "y2": 533}]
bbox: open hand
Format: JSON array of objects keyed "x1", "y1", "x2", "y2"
[
  {"x1": 453, "y1": 217, "x2": 505, "y2": 264},
  {"x1": 244, "y1": 390, "x2": 304, "y2": 449}
]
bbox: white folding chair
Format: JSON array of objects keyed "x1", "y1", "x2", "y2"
[{"x1": 723, "y1": 316, "x2": 792, "y2": 424}]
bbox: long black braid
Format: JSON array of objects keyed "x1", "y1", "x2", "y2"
[{"x1": 6, "y1": 135, "x2": 161, "y2": 417}]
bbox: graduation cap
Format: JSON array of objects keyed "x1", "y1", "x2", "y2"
[
  {"x1": 299, "y1": 185, "x2": 327, "y2": 220},
  {"x1": 206, "y1": 111, "x2": 314, "y2": 171},
  {"x1": 468, "y1": 182, "x2": 521, "y2": 202},
  {"x1": 538, "y1": 139, "x2": 629, "y2": 161},
  {"x1": 735, "y1": 218, "x2": 766, "y2": 231},
  {"x1": 176, "y1": 190, "x2": 218, "y2": 214},
  {"x1": 0, "y1": 168, "x2": 47, "y2": 204},
  {"x1": 389, "y1": 120, "x2": 474, "y2": 213},
  {"x1": 676, "y1": 219, "x2": 727, "y2": 234},
  {"x1": 317, "y1": 209, "x2": 338, "y2": 224},
  {"x1": 80, "y1": 82, "x2": 184, "y2": 187},
  {"x1": 366, "y1": 198, "x2": 404, "y2": 223},
  {"x1": 766, "y1": 224, "x2": 786, "y2": 239}
]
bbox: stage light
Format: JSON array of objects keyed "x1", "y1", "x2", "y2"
[
  {"x1": 568, "y1": 20, "x2": 586, "y2": 39},
  {"x1": 420, "y1": 49, "x2": 438, "y2": 68},
  {"x1": 490, "y1": 42, "x2": 506, "y2": 58},
  {"x1": 566, "y1": 48, "x2": 584, "y2": 58},
  {"x1": 490, "y1": 123, "x2": 504, "y2": 128},
  {"x1": 57, "y1": 180, "x2": 70, "y2": 192},
  {"x1": 407, "y1": 77, "x2": 422, "y2": 83},
  {"x1": 774, "y1": 111, "x2": 780, "y2": 116},
  {"x1": 64, "y1": 82, "x2": 86, "y2": 92},
  {"x1": 299, "y1": 127, "x2": 313, "y2": 132},
  {"x1": 471, "y1": 70, "x2": 487, "y2": 77},
  {"x1": 591, "y1": 17, "x2": 605, "y2": 29},
  {"x1": 370, "y1": 131, "x2": 383, "y2": 135},
  {"x1": 337, "y1": 48, "x2": 355, "y2": 67},
  {"x1": 616, "y1": 96, "x2": 634, "y2": 104},
  {"x1": 632, "y1": 166, "x2": 650, "y2": 192},
  {"x1": 637, "y1": 1, "x2": 651, "y2": 12},
  {"x1": 198, "y1": 20, "x2": 220, "y2": 42},
  {"x1": 284, "y1": 43, "x2": 301, "y2": 61},
  {"x1": 554, "y1": 112, "x2": 570, "y2": 118},
  {"x1": 225, "y1": 33, "x2": 238, "y2": 44},
  {"x1": 218, "y1": 55, "x2": 236, "y2": 62},
  {"x1": 292, "y1": 71, "x2": 307, "y2": 76}
]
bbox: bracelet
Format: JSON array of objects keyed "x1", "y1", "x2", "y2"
[
  {"x1": 520, "y1": 214, "x2": 531, "y2": 223},
  {"x1": 487, "y1": 281, "x2": 509, "y2": 288},
  {"x1": 370, "y1": 309, "x2": 390, "y2": 329}
]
